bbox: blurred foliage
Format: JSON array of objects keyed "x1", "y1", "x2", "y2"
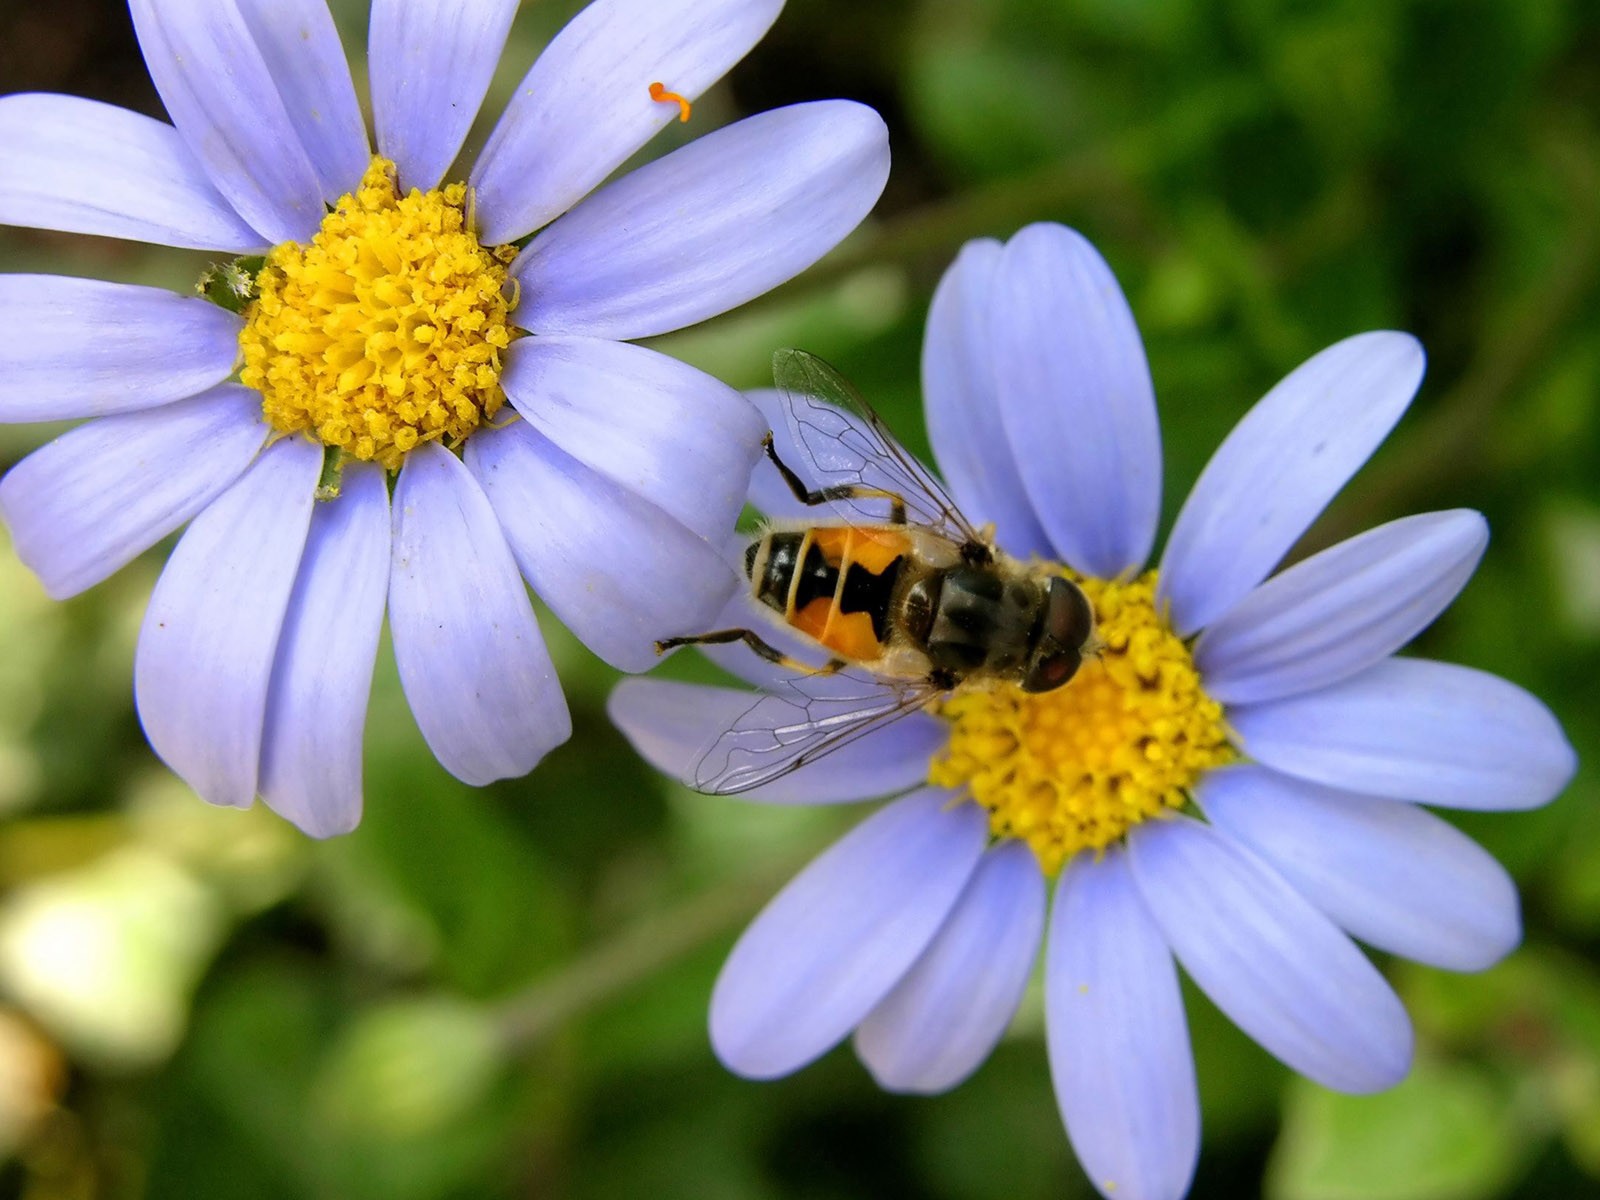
[{"x1": 0, "y1": 0, "x2": 1597, "y2": 1197}]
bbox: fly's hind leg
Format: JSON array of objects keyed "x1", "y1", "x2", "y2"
[
  {"x1": 762, "y1": 433, "x2": 908, "y2": 525},
  {"x1": 656, "y1": 626, "x2": 847, "y2": 676}
]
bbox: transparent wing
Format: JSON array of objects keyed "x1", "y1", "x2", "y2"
[
  {"x1": 772, "y1": 348, "x2": 984, "y2": 543},
  {"x1": 691, "y1": 669, "x2": 944, "y2": 795}
]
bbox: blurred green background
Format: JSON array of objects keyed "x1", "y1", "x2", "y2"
[{"x1": 1, "y1": 0, "x2": 1598, "y2": 1196}]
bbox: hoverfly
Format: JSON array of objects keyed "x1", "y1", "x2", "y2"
[{"x1": 657, "y1": 349, "x2": 1096, "y2": 795}]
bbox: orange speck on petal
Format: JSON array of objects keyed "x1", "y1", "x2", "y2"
[{"x1": 649, "y1": 81, "x2": 692, "y2": 122}]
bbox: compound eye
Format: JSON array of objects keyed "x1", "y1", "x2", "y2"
[
  {"x1": 1045, "y1": 577, "x2": 1094, "y2": 646},
  {"x1": 1022, "y1": 648, "x2": 1081, "y2": 693}
]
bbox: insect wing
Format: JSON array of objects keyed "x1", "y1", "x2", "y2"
[
  {"x1": 691, "y1": 671, "x2": 941, "y2": 795},
  {"x1": 772, "y1": 348, "x2": 982, "y2": 542}
]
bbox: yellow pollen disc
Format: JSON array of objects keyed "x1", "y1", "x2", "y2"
[
  {"x1": 929, "y1": 571, "x2": 1234, "y2": 876},
  {"x1": 239, "y1": 157, "x2": 518, "y2": 471}
]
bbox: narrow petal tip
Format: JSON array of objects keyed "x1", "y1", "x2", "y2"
[
  {"x1": 1160, "y1": 329, "x2": 1428, "y2": 636},
  {"x1": 710, "y1": 791, "x2": 987, "y2": 1078},
  {"x1": 513, "y1": 100, "x2": 890, "y2": 340},
  {"x1": 1231, "y1": 659, "x2": 1578, "y2": 812}
]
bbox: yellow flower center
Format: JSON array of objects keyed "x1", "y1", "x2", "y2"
[
  {"x1": 238, "y1": 157, "x2": 518, "y2": 471},
  {"x1": 929, "y1": 571, "x2": 1234, "y2": 875}
]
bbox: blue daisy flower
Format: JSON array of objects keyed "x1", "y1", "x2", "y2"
[
  {"x1": 610, "y1": 223, "x2": 1577, "y2": 1200},
  {"x1": 0, "y1": 0, "x2": 889, "y2": 835}
]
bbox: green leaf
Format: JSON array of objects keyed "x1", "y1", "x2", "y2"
[{"x1": 1267, "y1": 1061, "x2": 1526, "y2": 1200}]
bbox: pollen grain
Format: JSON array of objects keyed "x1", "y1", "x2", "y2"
[
  {"x1": 239, "y1": 157, "x2": 517, "y2": 471},
  {"x1": 649, "y1": 81, "x2": 692, "y2": 122},
  {"x1": 929, "y1": 571, "x2": 1233, "y2": 875}
]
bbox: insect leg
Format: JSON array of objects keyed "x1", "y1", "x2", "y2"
[
  {"x1": 762, "y1": 434, "x2": 908, "y2": 525},
  {"x1": 656, "y1": 626, "x2": 848, "y2": 676}
]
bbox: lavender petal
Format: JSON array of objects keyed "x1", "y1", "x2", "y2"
[
  {"x1": 1230, "y1": 658, "x2": 1577, "y2": 811},
  {"x1": 710, "y1": 789, "x2": 987, "y2": 1078},
  {"x1": 368, "y1": 0, "x2": 518, "y2": 192},
  {"x1": 129, "y1": 0, "x2": 325, "y2": 243},
  {"x1": 1158, "y1": 332, "x2": 1425, "y2": 636},
  {"x1": 259, "y1": 463, "x2": 390, "y2": 837},
  {"x1": 988, "y1": 224, "x2": 1162, "y2": 578},
  {"x1": 856, "y1": 842, "x2": 1045, "y2": 1093},
  {"x1": 0, "y1": 387, "x2": 268, "y2": 598},
  {"x1": 512, "y1": 102, "x2": 889, "y2": 340},
  {"x1": 389, "y1": 443, "x2": 571, "y2": 785},
  {"x1": 0, "y1": 275, "x2": 242, "y2": 422},
  {"x1": 1199, "y1": 765, "x2": 1520, "y2": 971},
  {"x1": 467, "y1": 420, "x2": 738, "y2": 672},
  {"x1": 472, "y1": 0, "x2": 784, "y2": 243},
  {"x1": 133, "y1": 436, "x2": 322, "y2": 808},
  {"x1": 1128, "y1": 817, "x2": 1413, "y2": 1093},
  {"x1": 1049, "y1": 847, "x2": 1200, "y2": 1200},
  {"x1": 1196, "y1": 510, "x2": 1488, "y2": 704},
  {"x1": 0, "y1": 94, "x2": 265, "y2": 250}
]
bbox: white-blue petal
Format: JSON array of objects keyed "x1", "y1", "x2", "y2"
[
  {"x1": 607, "y1": 678, "x2": 948, "y2": 805},
  {"x1": 855, "y1": 841, "x2": 1044, "y2": 1094},
  {"x1": 1048, "y1": 848, "x2": 1199, "y2": 1200},
  {"x1": 129, "y1": 0, "x2": 325, "y2": 243},
  {"x1": 501, "y1": 335, "x2": 762, "y2": 543},
  {"x1": 235, "y1": 0, "x2": 368, "y2": 201},
  {"x1": 388, "y1": 443, "x2": 571, "y2": 786},
  {"x1": 472, "y1": 0, "x2": 784, "y2": 244},
  {"x1": 369, "y1": 0, "x2": 518, "y2": 192},
  {"x1": 0, "y1": 386, "x2": 268, "y2": 599},
  {"x1": 1128, "y1": 817, "x2": 1413, "y2": 1093},
  {"x1": 1159, "y1": 332, "x2": 1425, "y2": 636},
  {"x1": 1196, "y1": 510, "x2": 1488, "y2": 704},
  {"x1": 710, "y1": 789, "x2": 987, "y2": 1078},
  {"x1": 988, "y1": 224, "x2": 1162, "y2": 578},
  {"x1": 0, "y1": 275, "x2": 242, "y2": 422},
  {"x1": 258, "y1": 463, "x2": 391, "y2": 838},
  {"x1": 0, "y1": 94, "x2": 265, "y2": 251},
  {"x1": 512, "y1": 101, "x2": 889, "y2": 340},
  {"x1": 134, "y1": 435, "x2": 323, "y2": 809},
  {"x1": 1230, "y1": 658, "x2": 1577, "y2": 811},
  {"x1": 467, "y1": 420, "x2": 738, "y2": 672},
  {"x1": 922, "y1": 238, "x2": 1055, "y2": 559},
  {"x1": 1198, "y1": 765, "x2": 1520, "y2": 971}
]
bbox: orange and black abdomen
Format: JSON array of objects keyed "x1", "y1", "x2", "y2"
[{"x1": 745, "y1": 527, "x2": 910, "y2": 663}]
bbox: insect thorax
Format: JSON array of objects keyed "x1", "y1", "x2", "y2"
[{"x1": 915, "y1": 565, "x2": 1050, "y2": 682}]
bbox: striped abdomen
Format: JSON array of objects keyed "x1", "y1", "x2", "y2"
[{"x1": 744, "y1": 526, "x2": 909, "y2": 662}]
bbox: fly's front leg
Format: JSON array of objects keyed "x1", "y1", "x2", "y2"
[
  {"x1": 656, "y1": 626, "x2": 847, "y2": 676},
  {"x1": 762, "y1": 434, "x2": 908, "y2": 525}
]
